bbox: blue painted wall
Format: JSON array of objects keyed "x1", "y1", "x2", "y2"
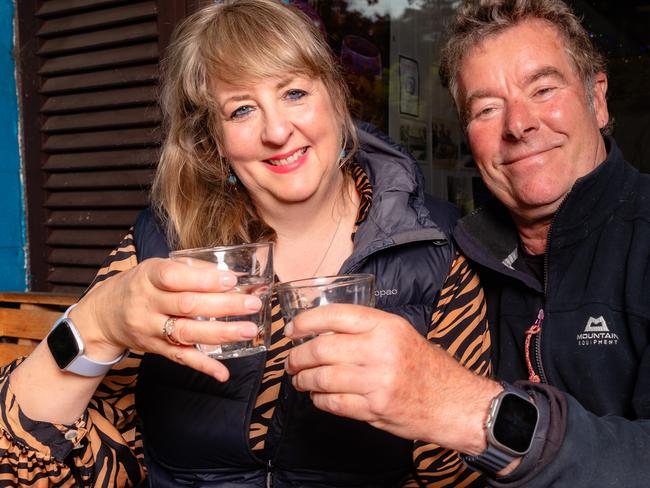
[{"x1": 0, "y1": 0, "x2": 26, "y2": 291}]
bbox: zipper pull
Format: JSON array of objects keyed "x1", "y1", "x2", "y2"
[{"x1": 524, "y1": 309, "x2": 544, "y2": 383}]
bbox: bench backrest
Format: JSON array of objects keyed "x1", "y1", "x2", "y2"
[{"x1": 0, "y1": 292, "x2": 78, "y2": 365}]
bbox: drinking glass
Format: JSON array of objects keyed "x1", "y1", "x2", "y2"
[
  {"x1": 276, "y1": 274, "x2": 375, "y2": 345},
  {"x1": 169, "y1": 242, "x2": 273, "y2": 359}
]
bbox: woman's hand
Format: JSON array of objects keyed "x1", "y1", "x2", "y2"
[{"x1": 71, "y1": 257, "x2": 262, "y2": 381}]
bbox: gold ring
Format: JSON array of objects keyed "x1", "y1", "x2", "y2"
[{"x1": 162, "y1": 317, "x2": 183, "y2": 346}]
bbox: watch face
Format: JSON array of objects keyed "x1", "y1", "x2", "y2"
[
  {"x1": 47, "y1": 320, "x2": 81, "y2": 369},
  {"x1": 492, "y1": 393, "x2": 539, "y2": 455}
]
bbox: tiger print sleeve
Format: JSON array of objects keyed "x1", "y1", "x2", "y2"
[
  {"x1": 404, "y1": 253, "x2": 491, "y2": 488},
  {"x1": 0, "y1": 230, "x2": 146, "y2": 487}
]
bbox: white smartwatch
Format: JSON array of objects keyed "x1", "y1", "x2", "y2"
[{"x1": 46, "y1": 304, "x2": 126, "y2": 377}]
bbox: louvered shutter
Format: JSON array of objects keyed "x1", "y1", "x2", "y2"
[{"x1": 17, "y1": 0, "x2": 189, "y2": 294}]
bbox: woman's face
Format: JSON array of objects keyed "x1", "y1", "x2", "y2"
[{"x1": 213, "y1": 74, "x2": 343, "y2": 210}]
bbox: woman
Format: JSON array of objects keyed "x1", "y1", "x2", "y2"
[{"x1": 4, "y1": 1, "x2": 490, "y2": 486}]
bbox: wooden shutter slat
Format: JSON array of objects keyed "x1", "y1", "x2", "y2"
[
  {"x1": 43, "y1": 127, "x2": 161, "y2": 152},
  {"x1": 38, "y1": 2, "x2": 157, "y2": 37},
  {"x1": 46, "y1": 190, "x2": 149, "y2": 208},
  {"x1": 48, "y1": 267, "x2": 100, "y2": 285},
  {"x1": 47, "y1": 209, "x2": 141, "y2": 227},
  {"x1": 0, "y1": 292, "x2": 76, "y2": 306},
  {"x1": 0, "y1": 309, "x2": 60, "y2": 340},
  {"x1": 41, "y1": 64, "x2": 158, "y2": 95},
  {"x1": 43, "y1": 107, "x2": 161, "y2": 133},
  {"x1": 48, "y1": 248, "x2": 112, "y2": 267},
  {"x1": 37, "y1": 1, "x2": 130, "y2": 18},
  {"x1": 51, "y1": 285, "x2": 89, "y2": 295},
  {"x1": 41, "y1": 86, "x2": 157, "y2": 113},
  {"x1": 44, "y1": 148, "x2": 159, "y2": 170},
  {"x1": 46, "y1": 169, "x2": 153, "y2": 190},
  {"x1": 47, "y1": 229, "x2": 126, "y2": 247},
  {"x1": 39, "y1": 42, "x2": 158, "y2": 76},
  {"x1": 39, "y1": 22, "x2": 157, "y2": 56}
]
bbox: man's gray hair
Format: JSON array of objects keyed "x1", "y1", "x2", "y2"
[{"x1": 440, "y1": 0, "x2": 606, "y2": 125}]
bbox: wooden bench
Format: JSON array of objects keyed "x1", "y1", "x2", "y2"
[{"x1": 0, "y1": 292, "x2": 78, "y2": 365}]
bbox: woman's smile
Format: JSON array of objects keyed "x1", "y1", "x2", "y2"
[{"x1": 264, "y1": 146, "x2": 309, "y2": 173}]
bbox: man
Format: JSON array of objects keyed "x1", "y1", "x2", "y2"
[{"x1": 285, "y1": 0, "x2": 650, "y2": 486}]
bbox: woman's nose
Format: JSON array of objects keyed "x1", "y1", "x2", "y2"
[{"x1": 261, "y1": 108, "x2": 293, "y2": 146}]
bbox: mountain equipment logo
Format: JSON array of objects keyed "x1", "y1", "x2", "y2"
[{"x1": 576, "y1": 316, "x2": 619, "y2": 346}]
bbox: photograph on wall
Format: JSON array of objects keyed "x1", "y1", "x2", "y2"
[
  {"x1": 399, "y1": 55, "x2": 419, "y2": 116},
  {"x1": 399, "y1": 120, "x2": 427, "y2": 162},
  {"x1": 430, "y1": 117, "x2": 460, "y2": 169}
]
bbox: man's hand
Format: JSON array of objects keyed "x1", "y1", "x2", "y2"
[{"x1": 285, "y1": 304, "x2": 502, "y2": 455}]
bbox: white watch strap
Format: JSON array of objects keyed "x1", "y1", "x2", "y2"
[{"x1": 51, "y1": 304, "x2": 127, "y2": 377}]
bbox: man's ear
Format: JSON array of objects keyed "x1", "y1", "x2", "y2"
[{"x1": 592, "y1": 72, "x2": 609, "y2": 129}]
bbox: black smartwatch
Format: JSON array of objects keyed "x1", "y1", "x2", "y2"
[
  {"x1": 47, "y1": 304, "x2": 126, "y2": 377},
  {"x1": 461, "y1": 382, "x2": 539, "y2": 475}
]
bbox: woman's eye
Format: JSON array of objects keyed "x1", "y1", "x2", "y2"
[
  {"x1": 286, "y1": 89, "x2": 307, "y2": 100},
  {"x1": 230, "y1": 105, "x2": 253, "y2": 119}
]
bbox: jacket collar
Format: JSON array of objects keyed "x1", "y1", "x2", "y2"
[
  {"x1": 549, "y1": 137, "x2": 636, "y2": 249},
  {"x1": 341, "y1": 125, "x2": 448, "y2": 272},
  {"x1": 454, "y1": 136, "x2": 636, "y2": 286}
]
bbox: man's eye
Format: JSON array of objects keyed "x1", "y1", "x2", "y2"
[
  {"x1": 534, "y1": 87, "x2": 556, "y2": 98},
  {"x1": 286, "y1": 89, "x2": 307, "y2": 100},
  {"x1": 230, "y1": 105, "x2": 253, "y2": 119},
  {"x1": 473, "y1": 106, "x2": 495, "y2": 119}
]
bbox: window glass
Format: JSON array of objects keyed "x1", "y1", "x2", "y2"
[
  {"x1": 292, "y1": 1, "x2": 650, "y2": 211},
  {"x1": 568, "y1": 1, "x2": 650, "y2": 172}
]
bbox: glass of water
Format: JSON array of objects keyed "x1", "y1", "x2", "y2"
[
  {"x1": 169, "y1": 242, "x2": 273, "y2": 359},
  {"x1": 276, "y1": 274, "x2": 375, "y2": 345}
]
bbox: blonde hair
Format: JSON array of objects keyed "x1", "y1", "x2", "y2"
[{"x1": 152, "y1": 0, "x2": 357, "y2": 249}]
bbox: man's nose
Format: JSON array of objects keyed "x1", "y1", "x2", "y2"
[
  {"x1": 503, "y1": 101, "x2": 539, "y2": 141},
  {"x1": 261, "y1": 107, "x2": 293, "y2": 146}
]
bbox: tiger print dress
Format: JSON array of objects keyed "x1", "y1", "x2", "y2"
[{"x1": 0, "y1": 166, "x2": 490, "y2": 487}]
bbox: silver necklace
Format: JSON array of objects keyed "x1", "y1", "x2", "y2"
[{"x1": 311, "y1": 213, "x2": 343, "y2": 277}]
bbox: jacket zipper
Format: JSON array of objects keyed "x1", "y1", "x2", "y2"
[
  {"x1": 266, "y1": 459, "x2": 273, "y2": 487},
  {"x1": 523, "y1": 189, "x2": 571, "y2": 385}
]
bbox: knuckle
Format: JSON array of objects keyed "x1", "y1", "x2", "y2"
[
  {"x1": 324, "y1": 393, "x2": 344, "y2": 414},
  {"x1": 314, "y1": 368, "x2": 331, "y2": 391},
  {"x1": 172, "y1": 348, "x2": 189, "y2": 366},
  {"x1": 177, "y1": 292, "x2": 199, "y2": 315},
  {"x1": 312, "y1": 340, "x2": 331, "y2": 363},
  {"x1": 156, "y1": 259, "x2": 177, "y2": 287},
  {"x1": 174, "y1": 320, "x2": 188, "y2": 343},
  {"x1": 292, "y1": 372, "x2": 305, "y2": 391},
  {"x1": 370, "y1": 390, "x2": 393, "y2": 416}
]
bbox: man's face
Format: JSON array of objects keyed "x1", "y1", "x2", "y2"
[{"x1": 458, "y1": 19, "x2": 609, "y2": 223}]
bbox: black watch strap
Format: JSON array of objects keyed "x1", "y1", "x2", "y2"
[
  {"x1": 461, "y1": 382, "x2": 539, "y2": 475},
  {"x1": 461, "y1": 445, "x2": 514, "y2": 473}
]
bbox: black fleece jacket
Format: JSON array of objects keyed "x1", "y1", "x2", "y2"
[{"x1": 454, "y1": 137, "x2": 650, "y2": 487}]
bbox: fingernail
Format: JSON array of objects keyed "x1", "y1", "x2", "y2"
[
  {"x1": 240, "y1": 324, "x2": 258, "y2": 339},
  {"x1": 284, "y1": 320, "x2": 294, "y2": 336},
  {"x1": 244, "y1": 296, "x2": 262, "y2": 310},
  {"x1": 221, "y1": 274, "x2": 236, "y2": 286},
  {"x1": 214, "y1": 370, "x2": 228, "y2": 382}
]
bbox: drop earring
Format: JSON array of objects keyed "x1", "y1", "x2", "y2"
[
  {"x1": 227, "y1": 167, "x2": 238, "y2": 185},
  {"x1": 337, "y1": 148, "x2": 347, "y2": 168},
  {"x1": 223, "y1": 158, "x2": 238, "y2": 186}
]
